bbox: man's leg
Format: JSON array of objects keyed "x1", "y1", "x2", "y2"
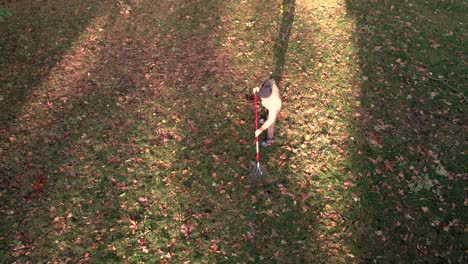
[
  {"x1": 266, "y1": 121, "x2": 275, "y2": 140},
  {"x1": 262, "y1": 110, "x2": 279, "y2": 147},
  {"x1": 267, "y1": 109, "x2": 280, "y2": 140},
  {"x1": 261, "y1": 123, "x2": 275, "y2": 147}
]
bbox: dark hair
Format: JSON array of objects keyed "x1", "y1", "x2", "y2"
[{"x1": 258, "y1": 79, "x2": 273, "y2": 98}]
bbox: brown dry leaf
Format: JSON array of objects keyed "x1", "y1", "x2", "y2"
[
  {"x1": 383, "y1": 160, "x2": 395, "y2": 172},
  {"x1": 375, "y1": 230, "x2": 387, "y2": 242},
  {"x1": 181, "y1": 223, "x2": 194, "y2": 238},
  {"x1": 203, "y1": 137, "x2": 214, "y2": 146},
  {"x1": 138, "y1": 197, "x2": 148, "y2": 207},
  {"x1": 129, "y1": 219, "x2": 138, "y2": 234}
]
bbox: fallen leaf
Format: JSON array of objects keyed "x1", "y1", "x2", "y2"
[
  {"x1": 138, "y1": 197, "x2": 148, "y2": 207},
  {"x1": 129, "y1": 219, "x2": 138, "y2": 234},
  {"x1": 31, "y1": 183, "x2": 44, "y2": 193},
  {"x1": 383, "y1": 160, "x2": 395, "y2": 172},
  {"x1": 181, "y1": 223, "x2": 193, "y2": 238}
]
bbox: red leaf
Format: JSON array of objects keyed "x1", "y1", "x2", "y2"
[
  {"x1": 181, "y1": 223, "x2": 193, "y2": 238},
  {"x1": 203, "y1": 137, "x2": 214, "y2": 146},
  {"x1": 209, "y1": 240, "x2": 219, "y2": 252},
  {"x1": 383, "y1": 160, "x2": 395, "y2": 172},
  {"x1": 31, "y1": 183, "x2": 43, "y2": 192},
  {"x1": 238, "y1": 139, "x2": 248, "y2": 144},
  {"x1": 187, "y1": 119, "x2": 197, "y2": 133},
  {"x1": 138, "y1": 197, "x2": 148, "y2": 207}
]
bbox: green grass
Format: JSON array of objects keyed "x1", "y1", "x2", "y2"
[
  {"x1": 1, "y1": 0, "x2": 466, "y2": 263},
  {"x1": 345, "y1": 0, "x2": 466, "y2": 262}
]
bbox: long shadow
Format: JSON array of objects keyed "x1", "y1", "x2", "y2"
[
  {"x1": 0, "y1": 0, "x2": 110, "y2": 127},
  {"x1": 1, "y1": 0, "x2": 192, "y2": 260},
  {"x1": 0, "y1": 1, "x2": 114, "y2": 260},
  {"x1": 0, "y1": 0, "x2": 238, "y2": 261},
  {"x1": 272, "y1": 0, "x2": 296, "y2": 83},
  {"x1": 345, "y1": 0, "x2": 466, "y2": 262},
  {"x1": 3, "y1": 0, "x2": 237, "y2": 259}
]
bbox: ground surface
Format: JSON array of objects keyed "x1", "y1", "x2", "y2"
[{"x1": 1, "y1": 0, "x2": 466, "y2": 263}]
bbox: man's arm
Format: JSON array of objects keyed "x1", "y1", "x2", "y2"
[
  {"x1": 261, "y1": 109, "x2": 278, "y2": 131},
  {"x1": 255, "y1": 109, "x2": 278, "y2": 137}
]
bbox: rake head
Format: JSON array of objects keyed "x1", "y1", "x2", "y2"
[{"x1": 250, "y1": 161, "x2": 269, "y2": 181}]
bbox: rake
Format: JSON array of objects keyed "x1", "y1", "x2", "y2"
[{"x1": 250, "y1": 92, "x2": 269, "y2": 180}]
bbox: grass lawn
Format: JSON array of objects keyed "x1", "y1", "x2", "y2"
[{"x1": 1, "y1": 0, "x2": 466, "y2": 263}]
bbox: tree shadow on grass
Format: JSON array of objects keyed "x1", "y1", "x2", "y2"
[
  {"x1": 0, "y1": 0, "x2": 112, "y2": 127},
  {"x1": 345, "y1": 0, "x2": 466, "y2": 262},
  {"x1": 0, "y1": 0, "x2": 245, "y2": 262},
  {"x1": 0, "y1": 0, "x2": 117, "y2": 260},
  {"x1": 272, "y1": 0, "x2": 296, "y2": 83}
]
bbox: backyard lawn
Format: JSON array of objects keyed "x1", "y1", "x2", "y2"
[{"x1": 1, "y1": 0, "x2": 466, "y2": 262}]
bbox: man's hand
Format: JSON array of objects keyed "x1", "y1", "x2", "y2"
[
  {"x1": 252, "y1": 87, "x2": 260, "y2": 94},
  {"x1": 255, "y1": 128, "x2": 263, "y2": 138}
]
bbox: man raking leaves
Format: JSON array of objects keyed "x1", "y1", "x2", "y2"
[{"x1": 250, "y1": 78, "x2": 282, "y2": 179}]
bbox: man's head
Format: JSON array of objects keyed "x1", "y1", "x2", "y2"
[{"x1": 258, "y1": 79, "x2": 273, "y2": 98}]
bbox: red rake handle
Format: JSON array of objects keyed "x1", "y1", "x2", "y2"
[{"x1": 254, "y1": 92, "x2": 260, "y2": 162}]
